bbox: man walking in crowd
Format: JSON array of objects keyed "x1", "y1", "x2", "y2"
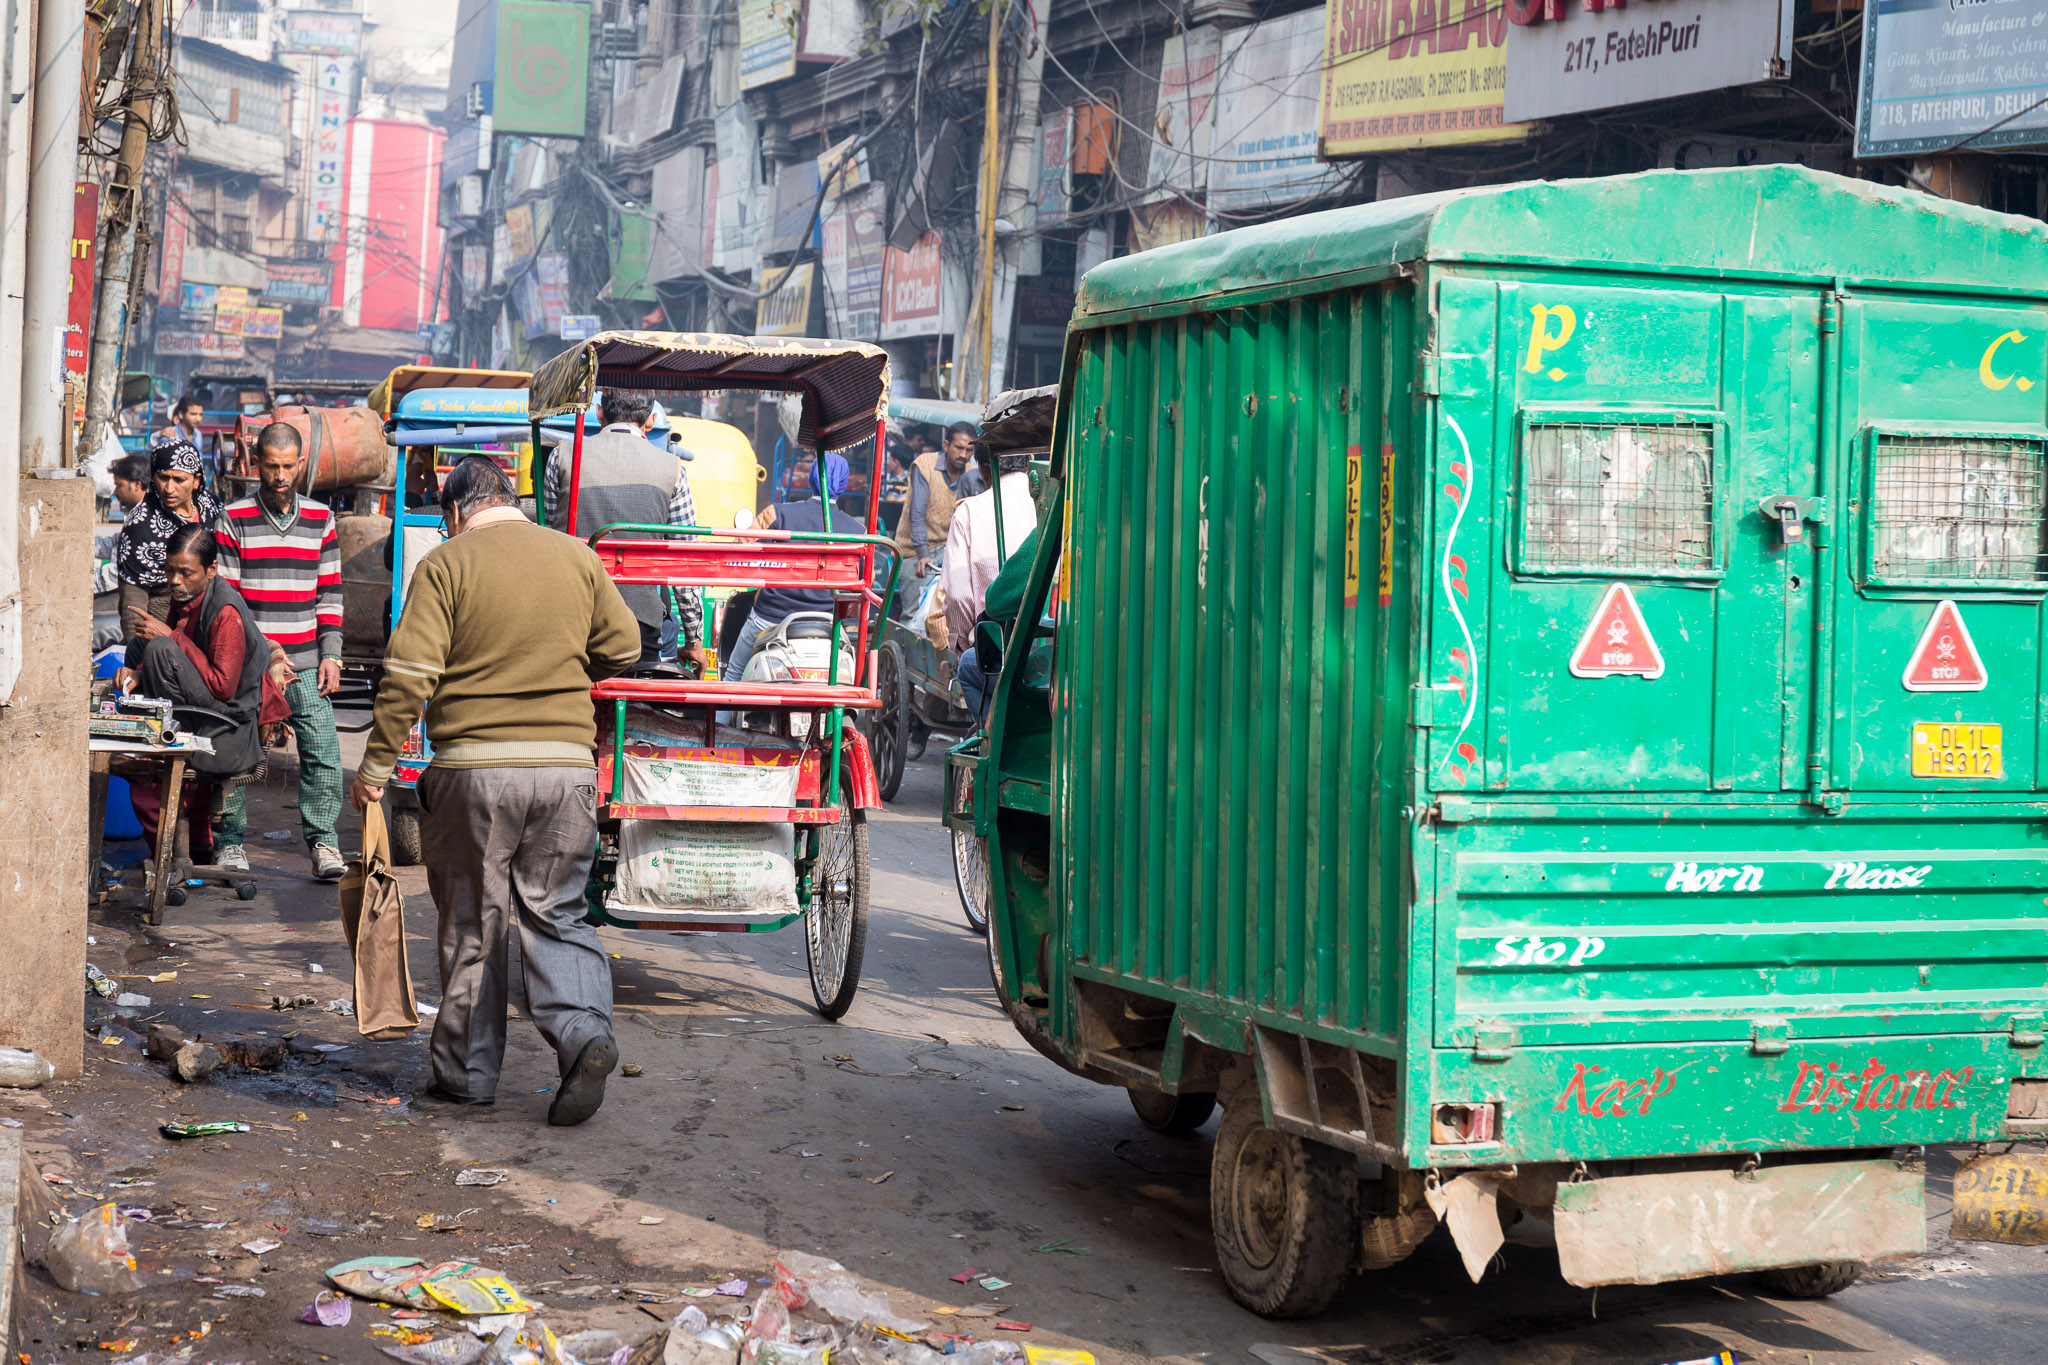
[
  {"x1": 943, "y1": 442, "x2": 1038, "y2": 719},
  {"x1": 109, "y1": 454, "x2": 150, "y2": 513},
  {"x1": 545, "y1": 391, "x2": 706, "y2": 673},
  {"x1": 214, "y1": 422, "x2": 347, "y2": 880},
  {"x1": 894, "y1": 421, "x2": 984, "y2": 610},
  {"x1": 155, "y1": 394, "x2": 205, "y2": 446},
  {"x1": 351, "y1": 457, "x2": 640, "y2": 1126}
]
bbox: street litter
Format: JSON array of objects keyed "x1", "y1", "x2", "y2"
[
  {"x1": 263, "y1": 829, "x2": 293, "y2": 840},
  {"x1": 715, "y1": 1278, "x2": 749, "y2": 1296},
  {"x1": 622, "y1": 1063, "x2": 645, "y2": 1077},
  {"x1": 0, "y1": 1116, "x2": 21, "y2": 1128},
  {"x1": 1024, "y1": 1351, "x2": 1093, "y2": 1365},
  {"x1": 995, "y1": 1323, "x2": 1032, "y2": 1333},
  {"x1": 370, "y1": 1325, "x2": 437, "y2": 1345},
  {"x1": 456, "y1": 1168, "x2": 510, "y2": 1186},
  {"x1": 326, "y1": 1256, "x2": 542, "y2": 1314},
  {"x1": 86, "y1": 964, "x2": 119, "y2": 998},
  {"x1": 271, "y1": 994, "x2": 319, "y2": 1010},
  {"x1": 240, "y1": 1238, "x2": 280, "y2": 1255},
  {"x1": 0, "y1": 1046, "x2": 53, "y2": 1088},
  {"x1": 640, "y1": 1216, "x2": 666, "y2": 1225},
  {"x1": 148, "y1": 971, "x2": 176, "y2": 983},
  {"x1": 113, "y1": 993, "x2": 151, "y2": 1008},
  {"x1": 325, "y1": 998, "x2": 356, "y2": 1016},
  {"x1": 1032, "y1": 1240, "x2": 1088, "y2": 1256},
  {"x1": 47, "y1": 1202, "x2": 147, "y2": 1293},
  {"x1": 977, "y1": 1278, "x2": 1010, "y2": 1292},
  {"x1": 949, "y1": 1270, "x2": 980, "y2": 1284},
  {"x1": 1654, "y1": 1355, "x2": 1737, "y2": 1365},
  {"x1": 416, "y1": 1209, "x2": 478, "y2": 1232},
  {"x1": 299, "y1": 1290, "x2": 353, "y2": 1325},
  {"x1": 867, "y1": 1171, "x2": 895, "y2": 1185},
  {"x1": 158, "y1": 1121, "x2": 250, "y2": 1140},
  {"x1": 211, "y1": 1283, "x2": 266, "y2": 1298}
]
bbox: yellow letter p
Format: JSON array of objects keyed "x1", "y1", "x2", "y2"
[{"x1": 1524, "y1": 304, "x2": 1576, "y2": 379}]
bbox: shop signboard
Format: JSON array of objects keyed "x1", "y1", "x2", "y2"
[
  {"x1": 1148, "y1": 27, "x2": 1222, "y2": 196},
  {"x1": 1320, "y1": 0, "x2": 1527, "y2": 155},
  {"x1": 880, "y1": 230, "x2": 942, "y2": 340},
  {"x1": 1503, "y1": 0, "x2": 1794, "y2": 124},
  {"x1": 157, "y1": 331, "x2": 245, "y2": 359},
  {"x1": 243, "y1": 306, "x2": 284, "y2": 340},
  {"x1": 307, "y1": 56, "x2": 356, "y2": 239},
  {"x1": 284, "y1": 9, "x2": 362, "y2": 54},
  {"x1": 560, "y1": 313, "x2": 601, "y2": 341},
  {"x1": 1855, "y1": 0, "x2": 2048, "y2": 157},
  {"x1": 494, "y1": 0, "x2": 589, "y2": 137},
  {"x1": 1037, "y1": 106, "x2": 1070, "y2": 227},
  {"x1": 67, "y1": 182, "x2": 97, "y2": 383},
  {"x1": 263, "y1": 261, "x2": 330, "y2": 303},
  {"x1": 1208, "y1": 8, "x2": 1347, "y2": 211},
  {"x1": 770, "y1": 160, "x2": 823, "y2": 255},
  {"x1": 821, "y1": 182, "x2": 886, "y2": 339},
  {"x1": 1014, "y1": 286, "x2": 1073, "y2": 350},
  {"x1": 158, "y1": 180, "x2": 190, "y2": 307},
  {"x1": 739, "y1": 0, "x2": 800, "y2": 88},
  {"x1": 757, "y1": 262, "x2": 816, "y2": 336}
]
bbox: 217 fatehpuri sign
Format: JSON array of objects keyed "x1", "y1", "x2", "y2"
[
  {"x1": 1502, "y1": 0, "x2": 1795, "y2": 124},
  {"x1": 1856, "y1": 0, "x2": 2048, "y2": 158}
]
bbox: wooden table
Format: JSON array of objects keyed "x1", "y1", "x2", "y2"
[{"x1": 89, "y1": 733, "x2": 214, "y2": 926}]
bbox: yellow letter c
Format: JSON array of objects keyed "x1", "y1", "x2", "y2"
[{"x1": 1979, "y1": 331, "x2": 2035, "y2": 391}]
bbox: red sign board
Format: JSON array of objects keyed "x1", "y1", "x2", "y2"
[
  {"x1": 1902, "y1": 599, "x2": 1987, "y2": 692},
  {"x1": 1569, "y1": 582, "x2": 1664, "y2": 679},
  {"x1": 67, "y1": 182, "x2": 99, "y2": 381}
]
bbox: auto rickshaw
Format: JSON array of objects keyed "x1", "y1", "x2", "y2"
[
  {"x1": 526, "y1": 331, "x2": 899, "y2": 1019},
  {"x1": 956, "y1": 165, "x2": 2048, "y2": 1316}
]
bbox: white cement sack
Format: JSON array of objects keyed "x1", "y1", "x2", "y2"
[
  {"x1": 608, "y1": 820, "x2": 799, "y2": 917},
  {"x1": 621, "y1": 753, "x2": 800, "y2": 808}
]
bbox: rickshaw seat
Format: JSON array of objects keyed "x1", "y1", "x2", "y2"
[{"x1": 591, "y1": 676, "x2": 880, "y2": 709}]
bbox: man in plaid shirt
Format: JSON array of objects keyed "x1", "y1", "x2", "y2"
[
  {"x1": 543, "y1": 391, "x2": 704, "y2": 671},
  {"x1": 214, "y1": 423, "x2": 348, "y2": 879}
]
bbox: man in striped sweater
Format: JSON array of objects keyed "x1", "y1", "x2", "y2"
[{"x1": 214, "y1": 422, "x2": 347, "y2": 879}]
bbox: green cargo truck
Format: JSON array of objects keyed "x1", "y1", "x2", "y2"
[{"x1": 948, "y1": 166, "x2": 2048, "y2": 1316}]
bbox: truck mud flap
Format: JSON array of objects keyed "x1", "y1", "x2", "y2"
[{"x1": 1553, "y1": 1159, "x2": 1923, "y2": 1287}]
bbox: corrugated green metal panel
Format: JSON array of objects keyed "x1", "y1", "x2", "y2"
[
  {"x1": 1053, "y1": 289, "x2": 1403, "y2": 1043},
  {"x1": 1073, "y1": 167, "x2": 2048, "y2": 324}
]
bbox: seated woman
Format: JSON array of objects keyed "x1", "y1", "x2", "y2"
[{"x1": 117, "y1": 524, "x2": 288, "y2": 851}]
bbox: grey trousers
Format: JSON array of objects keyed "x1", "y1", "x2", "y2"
[{"x1": 416, "y1": 764, "x2": 612, "y2": 1099}]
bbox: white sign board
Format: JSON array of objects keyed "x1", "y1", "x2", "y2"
[
  {"x1": 1856, "y1": 0, "x2": 2048, "y2": 157},
  {"x1": 1503, "y1": 0, "x2": 1792, "y2": 124},
  {"x1": 1207, "y1": 9, "x2": 1346, "y2": 213},
  {"x1": 306, "y1": 57, "x2": 356, "y2": 241}
]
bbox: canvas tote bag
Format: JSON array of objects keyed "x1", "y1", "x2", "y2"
[{"x1": 338, "y1": 802, "x2": 421, "y2": 1041}]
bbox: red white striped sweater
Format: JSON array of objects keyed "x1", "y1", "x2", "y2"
[{"x1": 215, "y1": 496, "x2": 344, "y2": 671}]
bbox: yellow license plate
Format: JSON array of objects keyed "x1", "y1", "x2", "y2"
[{"x1": 1911, "y1": 722, "x2": 2004, "y2": 779}]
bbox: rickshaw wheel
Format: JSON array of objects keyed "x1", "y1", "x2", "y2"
[
  {"x1": 874, "y1": 643, "x2": 907, "y2": 802},
  {"x1": 1210, "y1": 1103, "x2": 1356, "y2": 1318},
  {"x1": 805, "y1": 798, "x2": 869, "y2": 1020},
  {"x1": 952, "y1": 828, "x2": 990, "y2": 935},
  {"x1": 386, "y1": 797, "x2": 424, "y2": 867}
]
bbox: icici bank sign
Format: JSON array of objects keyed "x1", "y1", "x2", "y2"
[{"x1": 1500, "y1": 0, "x2": 1791, "y2": 124}]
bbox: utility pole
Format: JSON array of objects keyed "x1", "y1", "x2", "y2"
[
  {"x1": 968, "y1": 0, "x2": 1005, "y2": 403},
  {"x1": 80, "y1": 0, "x2": 169, "y2": 458},
  {"x1": 19, "y1": 0, "x2": 88, "y2": 471}
]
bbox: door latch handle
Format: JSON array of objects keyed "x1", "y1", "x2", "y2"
[{"x1": 1758, "y1": 495, "x2": 1826, "y2": 545}]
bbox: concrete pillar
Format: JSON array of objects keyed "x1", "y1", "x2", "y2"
[{"x1": 0, "y1": 479, "x2": 92, "y2": 1077}]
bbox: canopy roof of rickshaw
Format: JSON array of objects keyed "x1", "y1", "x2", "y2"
[
  {"x1": 529, "y1": 331, "x2": 889, "y2": 452},
  {"x1": 980, "y1": 385, "x2": 1056, "y2": 454},
  {"x1": 391, "y1": 385, "x2": 529, "y2": 425},
  {"x1": 888, "y1": 396, "x2": 981, "y2": 429},
  {"x1": 368, "y1": 366, "x2": 530, "y2": 418}
]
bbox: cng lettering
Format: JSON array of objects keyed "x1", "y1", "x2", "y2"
[
  {"x1": 1777, "y1": 1059, "x2": 1976, "y2": 1113},
  {"x1": 1554, "y1": 1062, "x2": 1679, "y2": 1117}
]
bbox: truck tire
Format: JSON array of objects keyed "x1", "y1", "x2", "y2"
[
  {"x1": 1210, "y1": 1103, "x2": 1357, "y2": 1317},
  {"x1": 1128, "y1": 1086, "x2": 1217, "y2": 1136},
  {"x1": 1757, "y1": 1261, "x2": 1863, "y2": 1298}
]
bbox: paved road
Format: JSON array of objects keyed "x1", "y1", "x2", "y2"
[{"x1": 400, "y1": 748, "x2": 2048, "y2": 1365}]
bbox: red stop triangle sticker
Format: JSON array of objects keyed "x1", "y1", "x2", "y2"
[
  {"x1": 1569, "y1": 583, "x2": 1665, "y2": 679},
  {"x1": 1902, "y1": 599, "x2": 1987, "y2": 692}
]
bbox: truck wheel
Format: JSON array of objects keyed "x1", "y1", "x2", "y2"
[
  {"x1": 1210, "y1": 1103, "x2": 1356, "y2": 1317},
  {"x1": 1128, "y1": 1086, "x2": 1217, "y2": 1136},
  {"x1": 386, "y1": 801, "x2": 424, "y2": 867},
  {"x1": 1758, "y1": 1261, "x2": 1863, "y2": 1298}
]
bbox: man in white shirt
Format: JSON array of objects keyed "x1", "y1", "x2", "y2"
[{"x1": 941, "y1": 446, "x2": 1037, "y2": 718}]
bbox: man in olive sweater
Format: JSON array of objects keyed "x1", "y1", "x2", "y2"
[{"x1": 351, "y1": 457, "x2": 640, "y2": 1126}]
